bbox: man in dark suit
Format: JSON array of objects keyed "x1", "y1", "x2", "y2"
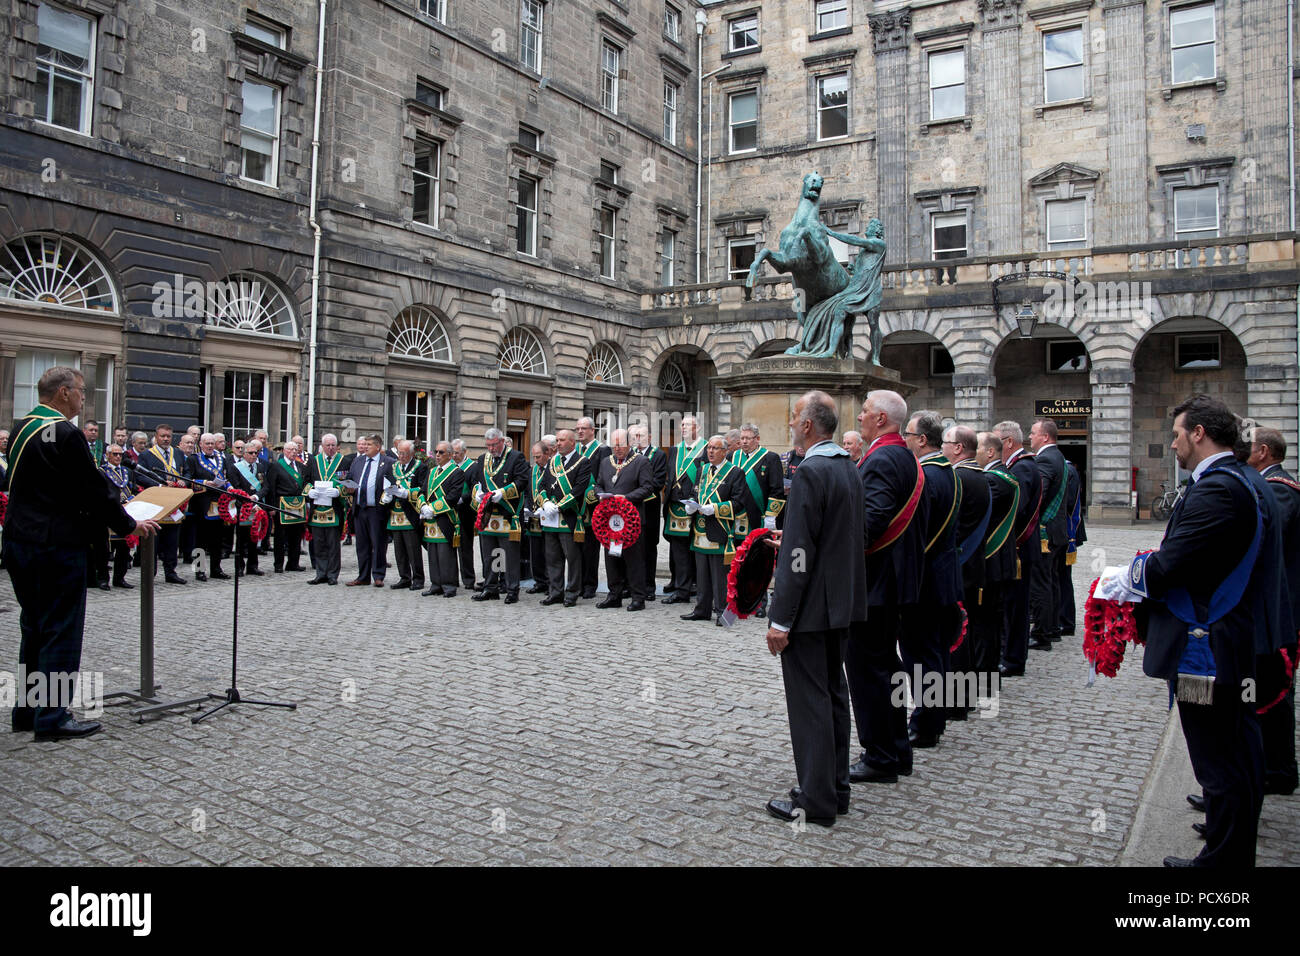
[
  {"x1": 450, "y1": 439, "x2": 478, "y2": 590},
  {"x1": 345, "y1": 435, "x2": 393, "y2": 586},
  {"x1": 945, "y1": 424, "x2": 993, "y2": 721},
  {"x1": 189, "y1": 432, "x2": 233, "y2": 580},
  {"x1": 848, "y1": 390, "x2": 926, "y2": 784},
  {"x1": 381, "y1": 439, "x2": 427, "y2": 591},
  {"x1": 764, "y1": 390, "x2": 867, "y2": 827},
  {"x1": 575, "y1": 416, "x2": 611, "y2": 599},
  {"x1": 663, "y1": 415, "x2": 707, "y2": 603},
  {"x1": 138, "y1": 424, "x2": 189, "y2": 584},
  {"x1": 1028, "y1": 419, "x2": 1068, "y2": 650},
  {"x1": 680, "y1": 435, "x2": 750, "y2": 625},
  {"x1": 590, "y1": 429, "x2": 656, "y2": 611},
  {"x1": 524, "y1": 439, "x2": 554, "y2": 595},
  {"x1": 995, "y1": 421, "x2": 1041, "y2": 677},
  {"x1": 100, "y1": 444, "x2": 141, "y2": 590},
  {"x1": 973, "y1": 431, "x2": 1020, "y2": 681},
  {"x1": 265, "y1": 439, "x2": 308, "y2": 573},
  {"x1": 415, "y1": 440, "x2": 464, "y2": 597},
  {"x1": 464, "y1": 427, "x2": 531, "y2": 603},
  {"x1": 6, "y1": 366, "x2": 160, "y2": 739},
  {"x1": 1057, "y1": 459, "x2": 1086, "y2": 635},
  {"x1": 732, "y1": 423, "x2": 786, "y2": 617},
  {"x1": 227, "y1": 439, "x2": 269, "y2": 576},
  {"x1": 304, "y1": 433, "x2": 347, "y2": 585},
  {"x1": 631, "y1": 424, "x2": 667, "y2": 600},
  {"x1": 536, "y1": 429, "x2": 592, "y2": 608}
]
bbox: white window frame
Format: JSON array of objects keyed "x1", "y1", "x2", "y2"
[
  {"x1": 664, "y1": 3, "x2": 681, "y2": 42},
  {"x1": 420, "y1": 0, "x2": 448, "y2": 24},
  {"x1": 728, "y1": 237, "x2": 757, "y2": 280},
  {"x1": 416, "y1": 79, "x2": 445, "y2": 111},
  {"x1": 1175, "y1": 333, "x2": 1222, "y2": 370},
  {"x1": 931, "y1": 211, "x2": 968, "y2": 260},
  {"x1": 816, "y1": 72, "x2": 849, "y2": 141},
  {"x1": 598, "y1": 205, "x2": 617, "y2": 279},
  {"x1": 601, "y1": 40, "x2": 621, "y2": 113},
  {"x1": 1046, "y1": 198, "x2": 1087, "y2": 249},
  {"x1": 1042, "y1": 26, "x2": 1084, "y2": 104},
  {"x1": 729, "y1": 89, "x2": 758, "y2": 154},
  {"x1": 223, "y1": 370, "x2": 270, "y2": 435},
  {"x1": 35, "y1": 4, "x2": 96, "y2": 135},
  {"x1": 661, "y1": 229, "x2": 676, "y2": 285},
  {"x1": 1173, "y1": 185, "x2": 1219, "y2": 240},
  {"x1": 928, "y1": 49, "x2": 966, "y2": 121},
  {"x1": 1170, "y1": 3, "x2": 1216, "y2": 84},
  {"x1": 239, "y1": 80, "x2": 281, "y2": 186},
  {"x1": 663, "y1": 79, "x2": 678, "y2": 144},
  {"x1": 815, "y1": 0, "x2": 848, "y2": 34},
  {"x1": 520, "y1": 0, "x2": 543, "y2": 74},
  {"x1": 244, "y1": 16, "x2": 286, "y2": 48},
  {"x1": 413, "y1": 136, "x2": 441, "y2": 228},
  {"x1": 516, "y1": 174, "x2": 539, "y2": 257},
  {"x1": 728, "y1": 14, "x2": 759, "y2": 52}
]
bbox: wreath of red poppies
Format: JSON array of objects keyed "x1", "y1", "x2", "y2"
[
  {"x1": 218, "y1": 490, "x2": 253, "y2": 525},
  {"x1": 0, "y1": 490, "x2": 7, "y2": 527},
  {"x1": 1082, "y1": 576, "x2": 1144, "y2": 678},
  {"x1": 474, "y1": 494, "x2": 493, "y2": 532},
  {"x1": 950, "y1": 601, "x2": 968, "y2": 654},
  {"x1": 239, "y1": 502, "x2": 270, "y2": 543},
  {"x1": 592, "y1": 496, "x2": 641, "y2": 549},
  {"x1": 726, "y1": 528, "x2": 776, "y2": 619}
]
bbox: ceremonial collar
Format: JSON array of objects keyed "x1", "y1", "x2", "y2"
[{"x1": 803, "y1": 439, "x2": 847, "y2": 460}]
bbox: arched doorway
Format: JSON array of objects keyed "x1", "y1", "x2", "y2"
[
  {"x1": 496, "y1": 325, "x2": 553, "y2": 454},
  {"x1": 583, "y1": 341, "x2": 631, "y2": 443},
  {"x1": 383, "y1": 306, "x2": 458, "y2": 454},
  {"x1": 1130, "y1": 316, "x2": 1248, "y2": 511},
  {"x1": 879, "y1": 330, "x2": 956, "y2": 421},
  {"x1": 650, "y1": 346, "x2": 718, "y2": 449}
]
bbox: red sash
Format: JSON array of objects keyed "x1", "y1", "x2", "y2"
[
  {"x1": 864, "y1": 433, "x2": 925, "y2": 555},
  {"x1": 1010, "y1": 451, "x2": 1045, "y2": 545}
]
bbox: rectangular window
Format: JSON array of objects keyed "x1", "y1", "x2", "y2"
[
  {"x1": 416, "y1": 80, "x2": 444, "y2": 111},
  {"x1": 244, "y1": 16, "x2": 285, "y2": 48},
  {"x1": 599, "y1": 205, "x2": 616, "y2": 278},
  {"x1": 198, "y1": 366, "x2": 210, "y2": 430},
  {"x1": 932, "y1": 211, "x2": 967, "y2": 259},
  {"x1": 729, "y1": 89, "x2": 758, "y2": 153},
  {"x1": 728, "y1": 14, "x2": 758, "y2": 52},
  {"x1": 413, "y1": 137, "x2": 441, "y2": 227},
  {"x1": 601, "y1": 41, "x2": 621, "y2": 113},
  {"x1": 1176, "y1": 334, "x2": 1222, "y2": 370},
  {"x1": 278, "y1": 375, "x2": 294, "y2": 442},
  {"x1": 728, "y1": 238, "x2": 757, "y2": 280},
  {"x1": 1043, "y1": 26, "x2": 1084, "y2": 103},
  {"x1": 35, "y1": 4, "x2": 95, "y2": 134},
  {"x1": 1174, "y1": 185, "x2": 1219, "y2": 238},
  {"x1": 930, "y1": 345, "x2": 955, "y2": 376},
  {"x1": 223, "y1": 370, "x2": 267, "y2": 436},
  {"x1": 1171, "y1": 4, "x2": 1215, "y2": 84},
  {"x1": 663, "y1": 79, "x2": 678, "y2": 144},
  {"x1": 14, "y1": 349, "x2": 78, "y2": 422},
  {"x1": 661, "y1": 229, "x2": 676, "y2": 285},
  {"x1": 929, "y1": 49, "x2": 965, "y2": 120},
  {"x1": 1046, "y1": 198, "x2": 1087, "y2": 248},
  {"x1": 420, "y1": 0, "x2": 447, "y2": 23},
  {"x1": 516, "y1": 175, "x2": 538, "y2": 256},
  {"x1": 1046, "y1": 340, "x2": 1089, "y2": 373},
  {"x1": 240, "y1": 80, "x2": 280, "y2": 185},
  {"x1": 816, "y1": 73, "x2": 848, "y2": 140},
  {"x1": 521, "y1": 0, "x2": 543, "y2": 73},
  {"x1": 599, "y1": 160, "x2": 618, "y2": 183},
  {"x1": 518, "y1": 125, "x2": 541, "y2": 151},
  {"x1": 404, "y1": 389, "x2": 431, "y2": 446},
  {"x1": 826, "y1": 233, "x2": 851, "y2": 266},
  {"x1": 664, "y1": 3, "x2": 681, "y2": 41},
  {"x1": 815, "y1": 0, "x2": 848, "y2": 33}
]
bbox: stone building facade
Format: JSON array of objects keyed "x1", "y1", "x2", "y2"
[{"x1": 1, "y1": 0, "x2": 1297, "y2": 519}]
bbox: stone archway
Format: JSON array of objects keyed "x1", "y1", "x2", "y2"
[{"x1": 879, "y1": 330, "x2": 956, "y2": 420}]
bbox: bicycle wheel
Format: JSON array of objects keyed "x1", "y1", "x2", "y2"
[{"x1": 1150, "y1": 496, "x2": 1166, "y2": 521}]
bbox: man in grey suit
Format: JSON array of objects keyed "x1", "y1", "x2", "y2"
[{"x1": 763, "y1": 391, "x2": 867, "y2": 827}]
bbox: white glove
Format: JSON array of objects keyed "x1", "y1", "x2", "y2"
[
  {"x1": 763, "y1": 516, "x2": 777, "y2": 531},
  {"x1": 420, "y1": 505, "x2": 434, "y2": 520},
  {"x1": 543, "y1": 501, "x2": 559, "y2": 517},
  {"x1": 394, "y1": 486, "x2": 409, "y2": 499},
  {"x1": 699, "y1": 503, "x2": 716, "y2": 516},
  {"x1": 491, "y1": 489, "x2": 504, "y2": 503},
  {"x1": 323, "y1": 486, "x2": 339, "y2": 499},
  {"x1": 1095, "y1": 565, "x2": 1144, "y2": 603},
  {"x1": 684, "y1": 500, "x2": 699, "y2": 515}
]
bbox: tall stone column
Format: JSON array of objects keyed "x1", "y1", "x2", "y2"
[
  {"x1": 978, "y1": 0, "x2": 1023, "y2": 255},
  {"x1": 1240, "y1": 0, "x2": 1289, "y2": 232},
  {"x1": 953, "y1": 373, "x2": 993, "y2": 428},
  {"x1": 1246, "y1": 365, "x2": 1300, "y2": 446},
  {"x1": 869, "y1": 10, "x2": 911, "y2": 265},
  {"x1": 1101, "y1": 0, "x2": 1148, "y2": 244},
  {"x1": 1090, "y1": 368, "x2": 1134, "y2": 520}
]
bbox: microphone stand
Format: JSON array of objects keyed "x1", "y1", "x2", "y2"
[{"x1": 130, "y1": 460, "x2": 298, "y2": 725}]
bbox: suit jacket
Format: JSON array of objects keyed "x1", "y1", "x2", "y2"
[
  {"x1": 188, "y1": 450, "x2": 232, "y2": 517},
  {"x1": 1007, "y1": 450, "x2": 1041, "y2": 551},
  {"x1": 227, "y1": 458, "x2": 268, "y2": 499},
  {"x1": 692, "y1": 461, "x2": 750, "y2": 546},
  {"x1": 463, "y1": 449, "x2": 530, "y2": 520},
  {"x1": 539, "y1": 450, "x2": 593, "y2": 532},
  {"x1": 415, "y1": 461, "x2": 464, "y2": 541},
  {"x1": 381, "y1": 457, "x2": 428, "y2": 528},
  {"x1": 265, "y1": 455, "x2": 308, "y2": 506},
  {"x1": 642, "y1": 444, "x2": 668, "y2": 508},
  {"x1": 918, "y1": 454, "x2": 962, "y2": 606},
  {"x1": 1033, "y1": 444, "x2": 1069, "y2": 548},
  {"x1": 1064, "y1": 460, "x2": 1087, "y2": 548},
  {"x1": 346, "y1": 452, "x2": 395, "y2": 509},
  {"x1": 1, "y1": 409, "x2": 135, "y2": 549},
  {"x1": 769, "y1": 441, "x2": 867, "y2": 632},
  {"x1": 593, "y1": 452, "x2": 656, "y2": 511},
  {"x1": 734, "y1": 448, "x2": 786, "y2": 532},
  {"x1": 862, "y1": 441, "x2": 927, "y2": 607},
  {"x1": 953, "y1": 459, "x2": 992, "y2": 592},
  {"x1": 1261, "y1": 463, "x2": 1300, "y2": 632},
  {"x1": 983, "y1": 463, "x2": 1020, "y2": 584},
  {"x1": 1140, "y1": 457, "x2": 1293, "y2": 691}
]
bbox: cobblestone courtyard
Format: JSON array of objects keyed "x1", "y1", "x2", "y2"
[{"x1": 1, "y1": 526, "x2": 1296, "y2": 865}]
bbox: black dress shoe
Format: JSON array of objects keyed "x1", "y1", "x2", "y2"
[
  {"x1": 326, "y1": 580, "x2": 338, "y2": 585},
  {"x1": 909, "y1": 731, "x2": 940, "y2": 749},
  {"x1": 274, "y1": 567, "x2": 284, "y2": 574},
  {"x1": 390, "y1": 581, "x2": 411, "y2": 590},
  {"x1": 245, "y1": 569, "x2": 265, "y2": 576},
  {"x1": 211, "y1": 570, "x2": 231, "y2": 580},
  {"x1": 526, "y1": 585, "x2": 547, "y2": 594},
  {"x1": 791, "y1": 787, "x2": 849, "y2": 815},
  {"x1": 11, "y1": 713, "x2": 34, "y2": 733},
  {"x1": 539, "y1": 596, "x2": 562, "y2": 606},
  {"x1": 195, "y1": 570, "x2": 208, "y2": 582},
  {"x1": 999, "y1": 663, "x2": 1025, "y2": 677},
  {"x1": 34, "y1": 718, "x2": 102, "y2": 741},
  {"x1": 645, "y1": 593, "x2": 657, "y2": 602},
  {"x1": 307, "y1": 577, "x2": 326, "y2": 585},
  {"x1": 849, "y1": 760, "x2": 898, "y2": 784},
  {"x1": 287, "y1": 566, "x2": 305, "y2": 572},
  {"x1": 503, "y1": 593, "x2": 519, "y2": 604},
  {"x1": 472, "y1": 591, "x2": 499, "y2": 601},
  {"x1": 1264, "y1": 778, "x2": 1298, "y2": 796},
  {"x1": 346, "y1": 579, "x2": 368, "y2": 587},
  {"x1": 681, "y1": 611, "x2": 710, "y2": 621},
  {"x1": 596, "y1": 598, "x2": 622, "y2": 609},
  {"x1": 715, "y1": 617, "x2": 724, "y2": 627},
  {"x1": 113, "y1": 579, "x2": 134, "y2": 590},
  {"x1": 1192, "y1": 821, "x2": 1207, "y2": 838},
  {"x1": 410, "y1": 583, "x2": 423, "y2": 591},
  {"x1": 96, "y1": 582, "x2": 111, "y2": 591},
  {"x1": 164, "y1": 573, "x2": 187, "y2": 584},
  {"x1": 765, "y1": 798, "x2": 833, "y2": 828},
  {"x1": 421, "y1": 586, "x2": 442, "y2": 597},
  {"x1": 563, "y1": 599, "x2": 577, "y2": 607},
  {"x1": 663, "y1": 594, "x2": 690, "y2": 605},
  {"x1": 442, "y1": 590, "x2": 456, "y2": 598},
  {"x1": 1187, "y1": 793, "x2": 1206, "y2": 812},
  {"x1": 1028, "y1": 638, "x2": 1053, "y2": 651},
  {"x1": 581, "y1": 591, "x2": 598, "y2": 600},
  {"x1": 1163, "y1": 855, "x2": 1197, "y2": 868},
  {"x1": 626, "y1": 600, "x2": 645, "y2": 612}
]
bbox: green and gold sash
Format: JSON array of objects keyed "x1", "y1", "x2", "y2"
[
  {"x1": 420, "y1": 461, "x2": 461, "y2": 545},
  {"x1": 691, "y1": 458, "x2": 739, "y2": 561},
  {"x1": 277, "y1": 457, "x2": 307, "y2": 525},
  {"x1": 309, "y1": 452, "x2": 344, "y2": 527},
  {"x1": 386, "y1": 459, "x2": 420, "y2": 530},
  {"x1": 8, "y1": 404, "x2": 67, "y2": 482},
  {"x1": 666, "y1": 438, "x2": 706, "y2": 536}
]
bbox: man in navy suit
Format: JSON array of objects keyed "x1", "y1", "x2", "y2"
[
  {"x1": 974, "y1": 432, "x2": 1020, "y2": 680},
  {"x1": 1131, "y1": 395, "x2": 1291, "y2": 867},
  {"x1": 995, "y1": 421, "x2": 1041, "y2": 677},
  {"x1": 1028, "y1": 419, "x2": 1068, "y2": 650},
  {"x1": 945, "y1": 424, "x2": 993, "y2": 722},
  {"x1": 345, "y1": 434, "x2": 394, "y2": 586},
  {"x1": 848, "y1": 390, "x2": 926, "y2": 784},
  {"x1": 764, "y1": 391, "x2": 866, "y2": 827},
  {"x1": 1058, "y1": 460, "x2": 1086, "y2": 635}
]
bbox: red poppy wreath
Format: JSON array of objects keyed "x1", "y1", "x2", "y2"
[
  {"x1": 592, "y1": 496, "x2": 641, "y2": 550},
  {"x1": 726, "y1": 528, "x2": 776, "y2": 620}
]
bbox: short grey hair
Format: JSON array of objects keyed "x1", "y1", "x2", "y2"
[
  {"x1": 36, "y1": 366, "x2": 82, "y2": 400},
  {"x1": 321, "y1": 433, "x2": 338, "y2": 444},
  {"x1": 484, "y1": 427, "x2": 504, "y2": 441},
  {"x1": 992, "y1": 420, "x2": 1024, "y2": 445},
  {"x1": 796, "y1": 390, "x2": 837, "y2": 438},
  {"x1": 451, "y1": 438, "x2": 466, "y2": 452},
  {"x1": 865, "y1": 390, "x2": 907, "y2": 427},
  {"x1": 130, "y1": 431, "x2": 148, "y2": 444},
  {"x1": 725, "y1": 428, "x2": 742, "y2": 443},
  {"x1": 397, "y1": 440, "x2": 414, "y2": 454},
  {"x1": 740, "y1": 422, "x2": 760, "y2": 437}
]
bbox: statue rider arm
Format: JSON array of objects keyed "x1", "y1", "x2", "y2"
[{"x1": 823, "y1": 224, "x2": 886, "y2": 253}]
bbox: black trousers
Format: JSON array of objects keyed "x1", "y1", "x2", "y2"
[
  {"x1": 479, "y1": 536, "x2": 520, "y2": 596},
  {"x1": 107, "y1": 539, "x2": 131, "y2": 584},
  {"x1": 544, "y1": 532, "x2": 582, "y2": 601},
  {"x1": 968, "y1": 581, "x2": 1006, "y2": 679},
  {"x1": 310, "y1": 524, "x2": 341, "y2": 583},
  {"x1": 274, "y1": 521, "x2": 305, "y2": 570},
  {"x1": 845, "y1": 608, "x2": 911, "y2": 774},
  {"x1": 181, "y1": 513, "x2": 198, "y2": 562},
  {"x1": 157, "y1": 524, "x2": 180, "y2": 574},
  {"x1": 390, "y1": 528, "x2": 423, "y2": 586},
  {"x1": 88, "y1": 535, "x2": 108, "y2": 585},
  {"x1": 353, "y1": 506, "x2": 388, "y2": 581},
  {"x1": 691, "y1": 550, "x2": 725, "y2": 617},
  {"x1": 899, "y1": 604, "x2": 950, "y2": 739},
  {"x1": 1002, "y1": 543, "x2": 1034, "y2": 667},
  {"x1": 604, "y1": 536, "x2": 646, "y2": 603},
  {"x1": 666, "y1": 534, "x2": 695, "y2": 598},
  {"x1": 781, "y1": 628, "x2": 851, "y2": 821},
  {"x1": 234, "y1": 524, "x2": 260, "y2": 573},
  {"x1": 1261, "y1": 685, "x2": 1298, "y2": 791},
  {"x1": 198, "y1": 519, "x2": 226, "y2": 573},
  {"x1": 1030, "y1": 538, "x2": 1063, "y2": 640},
  {"x1": 581, "y1": 534, "x2": 600, "y2": 596},
  {"x1": 1057, "y1": 549, "x2": 1076, "y2": 632},
  {"x1": 1179, "y1": 695, "x2": 1265, "y2": 866},
  {"x1": 643, "y1": 498, "x2": 661, "y2": 596},
  {"x1": 457, "y1": 510, "x2": 477, "y2": 587},
  {"x1": 425, "y1": 540, "x2": 459, "y2": 593},
  {"x1": 529, "y1": 534, "x2": 549, "y2": 589}
]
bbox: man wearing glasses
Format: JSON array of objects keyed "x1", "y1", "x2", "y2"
[{"x1": 99, "y1": 444, "x2": 141, "y2": 590}]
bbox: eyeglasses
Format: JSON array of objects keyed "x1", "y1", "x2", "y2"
[{"x1": 903, "y1": 430, "x2": 921, "y2": 438}]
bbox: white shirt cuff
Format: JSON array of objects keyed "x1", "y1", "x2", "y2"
[{"x1": 770, "y1": 621, "x2": 791, "y2": 633}]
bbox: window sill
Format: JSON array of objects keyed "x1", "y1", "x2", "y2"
[
  {"x1": 809, "y1": 27, "x2": 853, "y2": 42},
  {"x1": 1161, "y1": 77, "x2": 1226, "y2": 100},
  {"x1": 1034, "y1": 96, "x2": 1093, "y2": 118},
  {"x1": 34, "y1": 119, "x2": 93, "y2": 140},
  {"x1": 728, "y1": 148, "x2": 758, "y2": 157},
  {"x1": 921, "y1": 114, "x2": 972, "y2": 133},
  {"x1": 723, "y1": 46, "x2": 761, "y2": 59}
]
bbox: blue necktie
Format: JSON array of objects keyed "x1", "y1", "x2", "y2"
[{"x1": 360, "y1": 458, "x2": 372, "y2": 506}]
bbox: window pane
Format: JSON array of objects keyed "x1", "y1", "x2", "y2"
[
  {"x1": 1045, "y1": 65, "x2": 1083, "y2": 102},
  {"x1": 729, "y1": 241, "x2": 756, "y2": 277},
  {"x1": 933, "y1": 213, "x2": 967, "y2": 257},
  {"x1": 1048, "y1": 341, "x2": 1088, "y2": 372},
  {"x1": 244, "y1": 22, "x2": 284, "y2": 47},
  {"x1": 731, "y1": 91, "x2": 757, "y2": 123},
  {"x1": 38, "y1": 5, "x2": 92, "y2": 67},
  {"x1": 1043, "y1": 28, "x2": 1083, "y2": 68},
  {"x1": 50, "y1": 71, "x2": 86, "y2": 129},
  {"x1": 1172, "y1": 45, "x2": 1215, "y2": 83},
  {"x1": 730, "y1": 16, "x2": 757, "y2": 49},
  {"x1": 1048, "y1": 200, "x2": 1086, "y2": 244},
  {"x1": 1175, "y1": 188, "x2": 1218, "y2": 233},
  {"x1": 242, "y1": 82, "x2": 277, "y2": 134},
  {"x1": 931, "y1": 86, "x2": 965, "y2": 120},
  {"x1": 1171, "y1": 5, "x2": 1214, "y2": 45},
  {"x1": 929, "y1": 50, "x2": 964, "y2": 88}
]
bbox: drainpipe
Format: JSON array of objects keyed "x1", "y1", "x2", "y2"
[
  {"x1": 695, "y1": 11, "x2": 706, "y2": 282},
  {"x1": 306, "y1": 0, "x2": 327, "y2": 451}
]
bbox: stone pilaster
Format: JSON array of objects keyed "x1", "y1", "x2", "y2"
[
  {"x1": 1090, "y1": 367, "x2": 1134, "y2": 518},
  {"x1": 953, "y1": 373, "x2": 993, "y2": 428},
  {"x1": 979, "y1": 0, "x2": 1023, "y2": 256},
  {"x1": 870, "y1": 9, "x2": 911, "y2": 265},
  {"x1": 1240, "y1": 0, "x2": 1289, "y2": 232},
  {"x1": 1100, "y1": 0, "x2": 1148, "y2": 244}
]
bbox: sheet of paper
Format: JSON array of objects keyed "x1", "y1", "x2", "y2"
[
  {"x1": 718, "y1": 608, "x2": 739, "y2": 628},
  {"x1": 124, "y1": 500, "x2": 164, "y2": 521}
]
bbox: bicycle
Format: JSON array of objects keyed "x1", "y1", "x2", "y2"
[{"x1": 1149, "y1": 481, "x2": 1185, "y2": 521}]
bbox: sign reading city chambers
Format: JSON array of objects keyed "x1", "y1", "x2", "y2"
[{"x1": 1036, "y1": 399, "x2": 1093, "y2": 417}]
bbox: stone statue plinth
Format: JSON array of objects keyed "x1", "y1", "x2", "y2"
[{"x1": 714, "y1": 357, "x2": 917, "y2": 454}]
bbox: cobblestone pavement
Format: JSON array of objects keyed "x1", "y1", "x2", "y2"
[{"x1": 1, "y1": 525, "x2": 1295, "y2": 865}]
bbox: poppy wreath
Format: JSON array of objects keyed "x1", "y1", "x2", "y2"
[
  {"x1": 1256, "y1": 644, "x2": 1298, "y2": 716},
  {"x1": 1082, "y1": 576, "x2": 1142, "y2": 678},
  {"x1": 0, "y1": 490, "x2": 7, "y2": 527},
  {"x1": 474, "y1": 494, "x2": 493, "y2": 532},
  {"x1": 592, "y1": 496, "x2": 641, "y2": 550},
  {"x1": 125, "y1": 534, "x2": 139, "y2": 549},
  {"x1": 239, "y1": 501, "x2": 270, "y2": 543},
  {"x1": 217, "y1": 489, "x2": 254, "y2": 525},
  {"x1": 950, "y1": 602, "x2": 968, "y2": 654},
  {"x1": 726, "y1": 528, "x2": 776, "y2": 619},
  {"x1": 303, "y1": 527, "x2": 312, "y2": 542}
]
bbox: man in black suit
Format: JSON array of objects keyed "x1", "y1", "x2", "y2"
[
  {"x1": 450, "y1": 439, "x2": 478, "y2": 590},
  {"x1": 100, "y1": 444, "x2": 140, "y2": 590},
  {"x1": 265, "y1": 439, "x2": 308, "y2": 573},
  {"x1": 764, "y1": 390, "x2": 866, "y2": 827},
  {"x1": 995, "y1": 421, "x2": 1041, "y2": 677},
  {"x1": 1131, "y1": 395, "x2": 1291, "y2": 867},
  {"x1": 305, "y1": 433, "x2": 347, "y2": 585},
  {"x1": 6, "y1": 366, "x2": 160, "y2": 739},
  {"x1": 973, "y1": 431, "x2": 1020, "y2": 681},
  {"x1": 631, "y1": 424, "x2": 667, "y2": 600},
  {"x1": 1247, "y1": 426, "x2": 1300, "y2": 796},
  {"x1": 590, "y1": 429, "x2": 656, "y2": 611},
  {"x1": 1028, "y1": 418, "x2": 1068, "y2": 650},
  {"x1": 945, "y1": 424, "x2": 993, "y2": 721},
  {"x1": 848, "y1": 390, "x2": 926, "y2": 784},
  {"x1": 381, "y1": 439, "x2": 427, "y2": 591},
  {"x1": 415, "y1": 440, "x2": 464, "y2": 597},
  {"x1": 680, "y1": 435, "x2": 750, "y2": 625},
  {"x1": 345, "y1": 435, "x2": 393, "y2": 586},
  {"x1": 137, "y1": 424, "x2": 189, "y2": 584},
  {"x1": 465, "y1": 427, "x2": 531, "y2": 603},
  {"x1": 227, "y1": 439, "x2": 269, "y2": 576},
  {"x1": 575, "y1": 416, "x2": 611, "y2": 599},
  {"x1": 189, "y1": 432, "x2": 233, "y2": 580},
  {"x1": 536, "y1": 429, "x2": 592, "y2": 607},
  {"x1": 1057, "y1": 459, "x2": 1086, "y2": 635},
  {"x1": 663, "y1": 415, "x2": 707, "y2": 603},
  {"x1": 524, "y1": 439, "x2": 554, "y2": 595},
  {"x1": 732, "y1": 423, "x2": 786, "y2": 617}
]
